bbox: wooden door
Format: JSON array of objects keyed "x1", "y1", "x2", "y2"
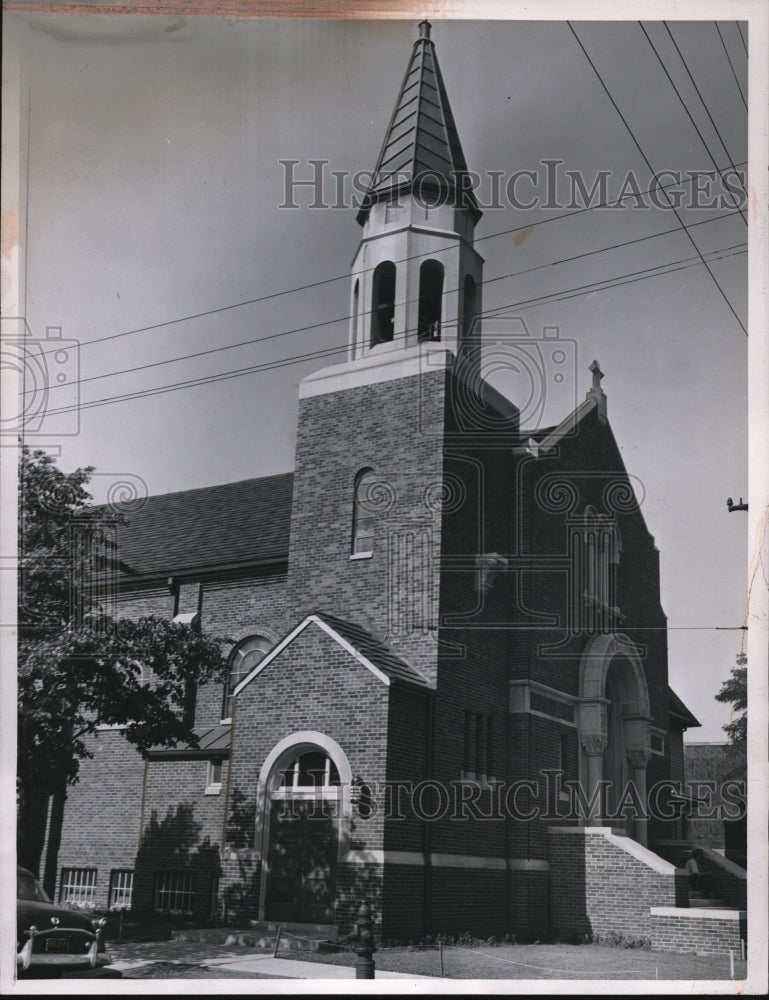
[{"x1": 265, "y1": 799, "x2": 336, "y2": 923}]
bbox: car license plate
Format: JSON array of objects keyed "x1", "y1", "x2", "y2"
[{"x1": 45, "y1": 937, "x2": 70, "y2": 953}]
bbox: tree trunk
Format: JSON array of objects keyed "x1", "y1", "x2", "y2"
[{"x1": 17, "y1": 789, "x2": 51, "y2": 877}]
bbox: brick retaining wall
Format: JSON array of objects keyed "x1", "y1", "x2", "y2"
[{"x1": 650, "y1": 907, "x2": 746, "y2": 955}]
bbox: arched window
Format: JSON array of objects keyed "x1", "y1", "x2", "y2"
[
  {"x1": 418, "y1": 260, "x2": 443, "y2": 341},
  {"x1": 352, "y1": 279, "x2": 360, "y2": 347},
  {"x1": 276, "y1": 751, "x2": 341, "y2": 790},
  {"x1": 370, "y1": 261, "x2": 396, "y2": 346},
  {"x1": 351, "y1": 468, "x2": 376, "y2": 557},
  {"x1": 222, "y1": 634, "x2": 273, "y2": 720},
  {"x1": 462, "y1": 274, "x2": 477, "y2": 340}
]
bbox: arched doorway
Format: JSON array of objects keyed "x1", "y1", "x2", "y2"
[
  {"x1": 578, "y1": 635, "x2": 651, "y2": 843},
  {"x1": 258, "y1": 733, "x2": 352, "y2": 924},
  {"x1": 603, "y1": 655, "x2": 644, "y2": 822}
]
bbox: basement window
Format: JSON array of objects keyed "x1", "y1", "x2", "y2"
[
  {"x1": 60, "y1": 868, "x2": 97, "y2": 907},
  {"x1": 154, "y1": 871, "x2": 194, "y2": 916},
  {"x1": 109, "y1": 870, "x2": 134, "y2": 910}
]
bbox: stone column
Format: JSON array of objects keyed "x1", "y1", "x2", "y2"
[
  {"x1": 626, "y1": 746, "x2": 651, "y2": 846},
  {"x1": 580, "y1": 734, "x2": 608, "y2": 825}
]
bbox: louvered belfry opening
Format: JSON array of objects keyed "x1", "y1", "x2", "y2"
[
  {"x1": 370, "y1": 261, "x2": 396, "y2": 345},
  {"x1": 417, "y1": 260, "x2": 443, "y2": 341}
]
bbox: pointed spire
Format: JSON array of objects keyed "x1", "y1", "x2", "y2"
[{"x1": 357, "y1": 22, "x2": 481, "y2": 225}]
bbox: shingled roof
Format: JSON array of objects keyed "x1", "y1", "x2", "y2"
[
  {"x1": 357, "y1": 20, "x2": 481, "y2": 225},
  {"x1": 103, "y1": 473, "x2": 293, "y2": 578},
  {"x1": 233, "y1": 612, "x2": 433, "y2": 696},
  {"x1": 313, "y1": 612, "x2": 433, "y2": 690},
  {"x1": 668, "y1": 686, "x2": 701, "y2": 729}
]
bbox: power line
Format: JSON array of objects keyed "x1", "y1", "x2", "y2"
[
  {"x1": 38, "y1": 241, "x2": 746, "y2": 418},
  {"x1": 29, "y1": 160, "x2": 747, "y2": 366},
  {"x1": 663, "y1": 22, "x2": 747, "y2": 219},
  {"x1": 639, "y1": 22, "x2": 746, "y2": 224},
  {"x1": 736, "y1": 21, "x2": 748, "y2": 58},
  {"x1": 714, "y1": 22, "x2": 748, "y2": 111},
  {"x1": 31, "y1": 208, "x2": 745, "y2": 397},
  {"x1": 567, "y1": 22, "x2": 747, "y2": 336}
]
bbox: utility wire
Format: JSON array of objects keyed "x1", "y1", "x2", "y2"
[
  {"x1": 568, "y1": 21, "x2": 747, "y2": 336},
  {"x1": 639, "y1": 22, "x2": 747, "y2": 224},
  {"x1": 663, "y1": 22, "x2": 747, "y2": 217},
  {"x1": 31, "y1": 209, "x2": 745, "y2": 396},
  {"x1": 28, "y1": 161, "x2": 747, "y2": 366},
  {"x1": 38, "y1": 241, "x2": 746, "y2": 418},
  {"x1": 714, "y1": 22, "x2": 748, "y2": 111},
  {"x1": 736, "y1": 21, "x2": 748, "y2": 57}
]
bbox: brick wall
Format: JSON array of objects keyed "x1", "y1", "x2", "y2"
[
  {"x1": 53, "y1": 729, "x2": 146, "y2": 908},
  {"x1": 132, "y1": 757, "x2": 230, "y2": 919},
  {"x1": 650, "y1": 908, "x2": 746, "y2": 955},
  {"x1": 287, "y1": 369, "x2": 447, "y2": 688},
  {"x1": 548, "y1": 827, "x2": 677, "y2": 943},
  {"x1": 223, "y1": 619, "x2": 392, "y2": 922}
]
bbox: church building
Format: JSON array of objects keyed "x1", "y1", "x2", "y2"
[{"x1": 47, "y1": 22, "x2": 746, "y2": 952}]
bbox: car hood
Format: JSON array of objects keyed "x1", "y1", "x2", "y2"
[{"x1": 17, "y1": 899, "x2": 96, "y2": 933}]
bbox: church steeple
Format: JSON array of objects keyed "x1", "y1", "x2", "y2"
[
  {"x1": 356, "y1": 19, "x2": 481, "y2": 227},
  {"x1": 348, "y1": 21, "x2": 484, "y2": 361}
]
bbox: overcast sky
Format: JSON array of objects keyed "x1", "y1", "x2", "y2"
[{"x1": 6, "y1": 8, "x2": 759, "y2": 741}]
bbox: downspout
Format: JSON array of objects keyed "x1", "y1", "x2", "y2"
[
  {"x1": 138, "y1": 759, "x2": 149, "y2": 847},
  {"x1": 220, "y1": 700, "x2": 236, "y2": 855}
]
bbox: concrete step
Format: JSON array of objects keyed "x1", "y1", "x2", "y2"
[
  {"x1": 171, "y1": 922, "x2": 341, "y2": 952},
  {"x1": 251, "y1": 921, "x2": 341, "y2": 954}
]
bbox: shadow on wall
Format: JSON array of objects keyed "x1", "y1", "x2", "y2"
[
  {"x1": 548, "y1": 833, "x2": 590, "y2": 943},
  {"x1": 336, "y1": 861, "x2": 384, "y2": 937},
  {"x1": 132, "y1": 803, "x2": 222, "y2": 922},
  {"x1": 222, "y1": 786, "x2": 260, "y2": 924}
]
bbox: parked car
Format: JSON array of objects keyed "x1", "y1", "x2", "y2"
[{"x1": 17, "y1": 867, "x2": 111, "y2": 976}]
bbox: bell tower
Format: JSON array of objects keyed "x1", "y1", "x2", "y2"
[{"x1": 348, "y1": 20, "x2": 484, "y2": 361}]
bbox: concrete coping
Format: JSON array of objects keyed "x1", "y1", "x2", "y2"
[
  {"x1": 701, "y1": 846, "x2": 748, "y2": 879},
  {"x1": 650, "y1": 907, "x2": 746, "y2": 920},
  {"x1": 548, "y1": 825, "x2": 677, "y2": 875}
]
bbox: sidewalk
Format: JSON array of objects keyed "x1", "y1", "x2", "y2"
[
  {"x1": 204, "y1": 956, "x2": 442, "y2": 979},
  {"x1": 108, "y1": 939, "x2": 442, "y2": 980}
]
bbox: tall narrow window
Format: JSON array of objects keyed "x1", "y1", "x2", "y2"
[
  {"x1": 370, "y1": 262, "x2": 396, "y2": 346},
  {"x1": 352, "y1": 279, "x2": 360, "y2": 348},
  {"x1": 462, "y1": 274, "x2": 477, "y2": 340},
  {"x1": 222, "y1": 635, "x2": 273, "y2": 720},
  {"x1": 417, "y1": 260, "x2": 443, "y2": 341},
  {"x1": 351, "y1": 469, "x2": 376, "y2": 557}
]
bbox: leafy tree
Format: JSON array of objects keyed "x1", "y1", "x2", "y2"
[
  {"x1": 715, "y1": 653, "x2": 747, "y2": 746},
  {"x1": 17, "y1": 445, "x2": 224, "y2": 880}
]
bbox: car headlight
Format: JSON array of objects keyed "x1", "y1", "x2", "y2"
[{"x1": 91, "y1": 917, "x2": 107, "y2": 932}]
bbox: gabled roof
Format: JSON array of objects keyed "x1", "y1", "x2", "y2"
[
  {"x1": 98, "y1": 473, "x2": 293, "y2": 578},
  {"x1": 357, "y1": 21, "x2": 481, "y2": 224},
  {"x1": 668, "y1": 686, "x2": 701, "y2": 729},
  {"x1": 234, "y1": 612, "x2": 433, "y2": 697}
]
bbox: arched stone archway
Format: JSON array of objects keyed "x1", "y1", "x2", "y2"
[
  {"x1": 577, "y1": 635, "x2": 652, "y2": 844},
  {"x1": 256, "y1": 732, "x2": 352, "y2": 924}
]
